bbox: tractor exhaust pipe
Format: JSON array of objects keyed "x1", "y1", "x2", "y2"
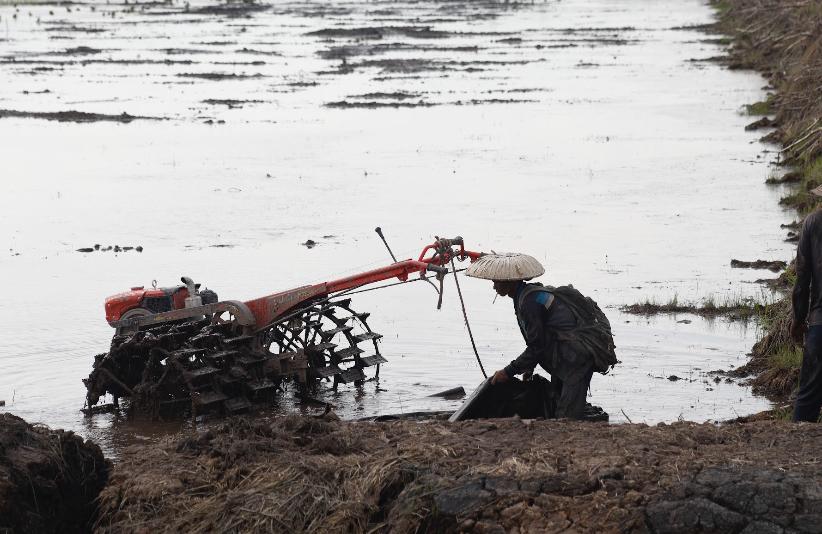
[{"x1": 181, "y1": 276, "x2": 203, "y2": 309}]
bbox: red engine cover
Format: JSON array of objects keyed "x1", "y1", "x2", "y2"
[{"x1": 105, "y1": 286, "x2": 189, "y2": 324}]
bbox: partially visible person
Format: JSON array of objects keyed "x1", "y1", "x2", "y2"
[{"x1": 791, "y1": 185, "x2": 822, "y2": 422}]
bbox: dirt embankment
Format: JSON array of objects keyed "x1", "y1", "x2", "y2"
[
  {"x1": 95, "y1": 415, "x2": 822, "y2": 534},
  {"x1": 0, "y1": 413, "x2": 110, "y2": 533},
  {"x1": 712, "y1": 0, "x2": 822, "y2": 399}
]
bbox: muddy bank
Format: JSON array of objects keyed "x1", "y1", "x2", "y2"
[
  {"x1": 734, "y1": 298, "x2": 802, "y2": 398},
  {"x1": 715, "y1": 1, "x2": 822, "y2": 170},
  {"x1": 0, "y1": 412, "x2": 109, "y2": 533},
  {"x1": 713, "y1": 0, "x2": 822, "y2": 399},
  {"x1": 97, "y1": 415, "x2": 822, "y2": 533},
  {"x1": 730, "y1": 258, "x2": 787, "y2": 272}
]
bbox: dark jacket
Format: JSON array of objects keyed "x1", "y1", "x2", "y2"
[
  {"x1": 793, "y1": 210, "x2": 822, "y2": 326},
  {"x1": 503, "y1": 282, "x2": 593, "y2": 384}
]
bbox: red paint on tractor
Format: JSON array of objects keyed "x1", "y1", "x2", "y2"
[
  {"x1": 105, "y1": 286, "x2": 190, "y2": 323},
  {"x1": 104, "y1": 237, "x2": 482, "y2": 329},
  {"x1": 244, "y1": 284, "x2": 328, "y2": 329}
]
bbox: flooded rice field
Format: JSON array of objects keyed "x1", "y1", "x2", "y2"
[{"x1": 0, "y1": 0, "x2": 796, "y2": 452}]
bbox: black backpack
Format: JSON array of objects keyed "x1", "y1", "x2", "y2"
[{"x1": 521, "y1": 283, "x2": 619, "y2": 374}]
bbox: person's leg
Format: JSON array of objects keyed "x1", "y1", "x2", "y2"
[
  {"x1": 555, "y1": 368, "x2": 594, "y2": 420},
  {"x1": 793, "y1": 325, "x2": 822, "y2": 422}
]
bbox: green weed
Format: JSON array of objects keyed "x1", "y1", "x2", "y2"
[
  {"x1": 768, "y1": 345, "x2": 803, "y2": 370},
  {"x1": 779, "y1": 156, "x2": 822, "y2": 214},
  {"x1": 623, "y1": 293, "x2": 765, "y2": 320},
  {"x1": 745, "y1": 96, "x2": 773, "y2": 116},
  {"x1": 712, "y1": 0, "x2": 732, "y2": 16}
]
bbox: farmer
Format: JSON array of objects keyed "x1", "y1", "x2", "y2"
[
  {"x1": 465, "y1": 253, "x2": 598, "y2": 419},
  {"x1": 790, "y1": 185, "x2": 822, "y2": 422}
]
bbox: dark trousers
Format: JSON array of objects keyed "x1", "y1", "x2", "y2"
[
  {"x1": 553, "y1": 367, "x2": 595, "y2": 420},
  {"x1": 793, "y1": 325, "x2": 822, "y2": 422}
]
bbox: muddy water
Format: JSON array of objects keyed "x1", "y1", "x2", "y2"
[{"x1": 0, "y1": 0, "x2": 795, "y2": 452}]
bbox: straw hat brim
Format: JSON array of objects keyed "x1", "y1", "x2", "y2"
[
  {"x1": 465, "y1": 253, "x2": 545, "y2": 281},
  {"x1": 811, "y1": 185, "x2": 822, "y2": 197}
]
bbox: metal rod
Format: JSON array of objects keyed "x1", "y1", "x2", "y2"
[
  {"x1": 373, "y1": 227, "x2": 440, "y2": 295},
  {"x1": 450, "y1": 258, "x2": 487, "y2": 379},
  {"x1": 374, "y1": 227, "x2": 398, "y2": 262}
]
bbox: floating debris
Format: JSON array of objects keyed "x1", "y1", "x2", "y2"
[{"x1": 428, "y1": 386, "x2": 466, "y2": 398}]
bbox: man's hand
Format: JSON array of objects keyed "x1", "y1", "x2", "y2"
[
  {"x1": 790, "y1": 318, "x2": 808, "y2": 344},
  {"x1": 491, "y1": 369, "x2": 510, "y2": 385}
]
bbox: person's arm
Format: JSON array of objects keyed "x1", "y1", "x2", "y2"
[
  {"x1": 791, "y1": 216, "x2": 813, "y2": 341},
  {"x1": 502, "y1": 296, "x2": 546, "y2": 378}
]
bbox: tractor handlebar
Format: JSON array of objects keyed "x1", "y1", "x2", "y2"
[
  {"x1": 324, "y1": 235, "x2": 481, "y2": 297},
  {"x1": 418, "y1": 235, "x2": 480, "y2": 264}
]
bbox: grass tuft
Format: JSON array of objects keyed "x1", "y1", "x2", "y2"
[
  {"x1": 768, "y1": 345, "x2": 803, "y2": 370},
  {"x1": 622, "y1": 293, "x2": 765, "y2": 320},
  {"x1": 779, "y1": 156, "x2": 822, "y2": 214},
  {"x1": 744, "y1": 96, "x2": 773, "y2": 116}
]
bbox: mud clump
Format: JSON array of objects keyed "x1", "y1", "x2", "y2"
[
  {"x1": 97, "y1": 416, "x2": 822, "y2": 533},
  {"x1": 0, "y1": 109, "x2": 156, "y2": 123},
  {"x1": 730, "y1": 258, "x2": 787, "y2": 272},
  {"x1": 326, "y1": 100, "x2": 434, "y2": 109},
  {"x1": 308, "y1": 26, "x2": 450, "y2": 40},
  {"x1": 53, "y1": 46, "x2": 103, "y2": 56},
  {"x1": 77, "y1": 244, "x2": 143, "y2": 253},
  {"x1": 622, "y1": 298, "x2": 758, "y2": 321},
  {"x1": 202, "y1": 98, "x2": 264, "y2": 108},
  {"x1": 0, "y1": 413, "x2": 110, "y2": 533},
  {"x1": 646, "y1": 466, "x2": 822, "y2": 533},
  {"x1": 189, "y1": 2, "x2": 270, "y2": 17},
  {"x1": 177, "y1": 72, "x2": 263, "y2": 80},
  {"x1": 745, "y1": 116, "x2": 775, "y2": 131}
]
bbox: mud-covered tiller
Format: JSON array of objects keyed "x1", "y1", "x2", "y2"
[{"x1": 83, "y1": 234, "x2": 483, "y2": 417}]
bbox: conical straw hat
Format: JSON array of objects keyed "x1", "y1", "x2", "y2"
[
  {"x1": 811, "y1": 185, "x2": 822, "y2": 197},
  {"x1": 465, "y1": 253, "x2": 545, "y2": 281}
]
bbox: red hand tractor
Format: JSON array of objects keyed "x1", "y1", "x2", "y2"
[{"x1": 84, "y1": 235, "x2": 482, "y2": 417}]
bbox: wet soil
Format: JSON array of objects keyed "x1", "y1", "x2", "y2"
[
  {"x1": 0, "y1": 109, "x2": 156, "y2": 122},
  {"x1": 325, "y1": 100, "x2": 435, "y2": 109},
  {"x1": 97, "y1": 415, "x2": 822, "y2": 533},
  {"x1": 202, "y1": 98, "x2": 264, "y2": 108},
  {"x1": 0, "y1": 412, "x2": 109, "y2": 533},
  {"x1": 327, "y1": 97, "x2": 536, "y2": 109},
  {"x1": 745, "y1": 116, "x2": 775, "y2": 131},
  {"x1": 767, "y1": 172, "x2": 802, "y2": 185},
  {"x1": 76, "y1": 244, "x2": 143, "y2": 253},
  {"x1": 188, "y1": 2, "x2": 269, "y2": 17},
  {"x1": 729, "y1": 259, "x2": 787, "y2": 272},
  {"x1": 177, "y1": 71, "x2": 264, "y2": 80}
]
